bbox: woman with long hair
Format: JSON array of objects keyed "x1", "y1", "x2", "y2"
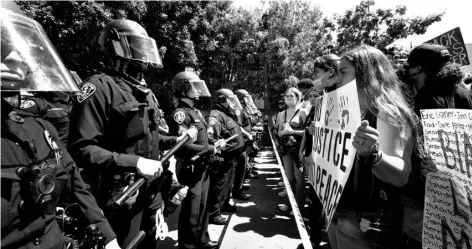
[
  {"x1": 276, "y1": 87, "x2": 306, "y2": 213},
  {"x1": 327, "y1": 46, "x2": 418, "y2": 249}
]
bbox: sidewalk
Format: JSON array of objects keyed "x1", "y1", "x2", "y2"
[{"x1": 160, "y1": 151, "x2": 330, "y2": 249}]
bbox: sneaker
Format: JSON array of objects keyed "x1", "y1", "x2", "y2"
[
  {"x1": 278, "y1": 204, "x2": 290, "y2": 212},
  {"x1": 278, "y1": 189, "x2": 287, "y2": 197},
  {"x1": 278, "y1": 182, "x2": 285, "y2": 187}
]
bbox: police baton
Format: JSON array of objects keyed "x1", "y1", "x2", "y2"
[
  {"x1": 113, "y1": 134, "x2": 191, "y2": 208},
  {"x1": 124, "y1": 231, "x2": 146, "y2": 249},
  {"x1": 190, "y1": 134, "x2": 240, "y2": 162}
]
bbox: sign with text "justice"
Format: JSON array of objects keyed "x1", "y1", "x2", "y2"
[{"x1": 308, "y1": 80, "x2": 361, "y2": 228}]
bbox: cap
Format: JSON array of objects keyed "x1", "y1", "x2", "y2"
[{"x1": 407, "y1": 43, "x2": 451, "y2": 70}]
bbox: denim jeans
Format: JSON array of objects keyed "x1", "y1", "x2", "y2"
[
  {"x1": 282, "y1": 152, "x2": 305, "y2": 209},
  {"x1": 327, "y1": 208, "x2": 401, "y2": 249}
]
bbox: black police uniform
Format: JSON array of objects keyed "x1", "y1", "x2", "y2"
[
  {"x1": 207, "y1": 105, "x2": 244, "y2": 218},
  {"x1": 68, "y1": 73, "x2": 178, "y2": 248},
  {"x1": 168, "y1": 101, "x2": 216, "y2": 249},
  {"x1": 232, "y1": 110, "x2": 252, "y2": 197},
  {"x1": 20, "y1": 94, "x2": 71, "y2": 145},
  {"x1": 1, "y1": 101, "x2": 116, "y2": 249}
]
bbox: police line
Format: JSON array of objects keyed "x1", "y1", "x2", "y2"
[{"x1": 268, "y1": 125, "x2": 313, "y2": 249}]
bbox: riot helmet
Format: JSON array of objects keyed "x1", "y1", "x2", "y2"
[
  {"x1": 98, "y1": 19, "x2": 163, "y2": 69},
  {"x1": 235, "y1": 89, "x2": 255, "y2": 107},
  {"x1": 0, "y1": 6, "x2": 80, "y2": 93},
  {"x1": 172, "y1": 71, "x2": 211, "y2": 100},
  {"x1": 214, "y1": 88, "x2": 243, "y2": 110}
]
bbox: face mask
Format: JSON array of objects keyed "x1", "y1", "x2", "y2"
[{"x1": 320, "y1": 71, "x2": 337, "y2": 89}]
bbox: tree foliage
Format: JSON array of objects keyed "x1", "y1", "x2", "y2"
[
  {"x1": 16, "y1": 0, "x2": 444, "y2": 113},
  {"x1": 331, "y1": 0, "x2": 443, "y2": 53}
]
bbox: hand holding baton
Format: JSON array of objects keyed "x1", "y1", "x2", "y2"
[
  {"x1": 113, "y1": 134, "x2": 191, "y2": 208},
  {"x1": 190, "y1": 134, "x2": 240, "y2": 162}
]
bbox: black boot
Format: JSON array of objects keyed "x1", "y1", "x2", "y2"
[{"x1": 233, "y1": 192, "x2": 249, "y2": 200}]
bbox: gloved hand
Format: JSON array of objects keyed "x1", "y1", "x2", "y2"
[
  {"x1": 215, "y1": 139, "x2": 226, "y2": 149},
  {"x1": 136, "y1": 158, "x2": 163, "y2": 181},
  {"x1": 105, "y1": 238, "x2": 121, "y2": 249},
  {"x1": 177, "y1": 126, "x2": 198, "y2": 143}
]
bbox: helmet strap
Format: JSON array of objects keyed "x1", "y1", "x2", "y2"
[{"x1": 180, "y1": 97, "x2": 195, "y2": 108}]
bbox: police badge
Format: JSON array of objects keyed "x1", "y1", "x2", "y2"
[{"x1": 173, "y1": 111, "x2": 186, "y2": 124}]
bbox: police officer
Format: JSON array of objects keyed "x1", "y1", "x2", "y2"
[
  {"x1": 235, "y1": 90, "x2": 261, "y2": 180},
  {"x1": 67, "y1": 19, "x2": 194, "y2": 248},
  {"x1": 231, "y1": 89, "x2": 259, "y2": 200},
  {"x1": 1, "y1": 4, "x2": 119, "y2": 249},
  {"x1": 207, "y1": 89, "x2": 245, "y2": 225},
  {"x1": 167, "y1": 71, "x2": 223, "y2": 249},
  {"x1": 19, "y1": 91, "x2": 71, "y2": 145}
]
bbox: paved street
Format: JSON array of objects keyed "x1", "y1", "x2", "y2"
[{"x1": 161, "y1": 151, "x2": 331, "y2": 249}]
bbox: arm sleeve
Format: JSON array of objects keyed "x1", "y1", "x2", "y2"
[
  {"x1": 47, "y1": 121, "x2": 117, "y2": 244},
  {"x1": 207, "y1": 114, "x2": 222, "y2": 144},
  {"x1": 67, "y1": 79, "x2": 140, "y2": 172},
  {"x1": 168, "y1": 111, "x2": 215, "y2": 157},
  {"x1": 177, "y1": 123, "x2": 215, "y2": 157},
  {"x1": 159, "y1": 134, "x2": 178, "y2": 151}
]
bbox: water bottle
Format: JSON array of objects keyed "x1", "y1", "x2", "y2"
[{"x1": 170, "y1": 186, "x2": 189, "y2": 206}]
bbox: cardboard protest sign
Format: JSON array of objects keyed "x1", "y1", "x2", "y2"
[
  {"x1": 425, "y1": 27, "x2": 470, "y2": 66},
  {"x1": 421, "y1": 109, "x2": 472, "y2": 249},
  {"x1": 308, "y1": 80, "x2": 361, "y2": 227}
]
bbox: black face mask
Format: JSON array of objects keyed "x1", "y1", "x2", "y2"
[{"x1": 193, "y1": 98, "x2": 203, "y2": 109}]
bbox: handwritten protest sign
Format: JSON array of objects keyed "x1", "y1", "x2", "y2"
[
  {"x1": 425, "y1": 27, "x2": 470, "y2": 66},
  {"x1": 308, "y1": 80, "x2": 361, "y2": 227},
  {"x1": 421, "y1": 109, "x2": 472, "y2": 249}
]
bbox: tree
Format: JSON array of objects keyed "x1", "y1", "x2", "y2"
[
  {"x1": 17, "y1": 1, "x2": 228, "y2": 115},
  {"x1": 331, "y1": 0, "x2": 444, "y2": 53},
  {"x1": 197, "y1": 0, "x2": 331, "y2": 110}
]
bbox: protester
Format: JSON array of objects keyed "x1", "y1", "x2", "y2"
[
  {"x1": 327, "y1": 46, "x2": 418, "y2": 249},
  {"x1": 1, "y1": 5, "x2": 119, "y2": 248},
  {"x1": 400, "y1": 43, "x2": 472, "y2": 248},
  {"x1": 301, "y1": 54, "x2": 340, "y2": 247},
  {"x1": 405, "y1": 43, "x2": 472, "y2": 111},
  {"x1": 314, "y1": 54, "x2": 341, "y2": 92},
  {"x1": 298, "y1": 85, "x2": 324, "y2": 248},
  {"x1": 297, "y1": 78, "x2": 316, "y2": 112},
  {"x1": 276, "y1": 87, "x2": 306, "y2": 214},
  {"x1": 67, "y1": 18, "x2": 195, "y2": 248},
  {"x1": 167, "y1": 71, "x2": 222, "y2": 249}
]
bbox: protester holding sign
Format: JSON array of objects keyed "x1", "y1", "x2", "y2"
[
  {"x1": 298, "y1": 87, "x2": 324, "y2": 248},
  {"x1": 327, "y1": 46, "x2": 418, "y2": 249},
  {"x1": 299, "y1": 54, "x2": 340, "y2": 248},
  {"x1": 276, "y1": 87, "x2": 306, "y2": 213},
  {"x1": 315, "y1": 54, "x2": 341, "y2": 93},
  {"x1": 399, "y1": 43, "x2": 472, "y2": 249}
]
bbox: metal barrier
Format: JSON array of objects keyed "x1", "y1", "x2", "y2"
[{"x1": 268, "y1": 126, "x2": 313, "y2": 249}]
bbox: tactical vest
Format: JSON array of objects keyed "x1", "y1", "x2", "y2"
[{"x1": 1, "y1": 116, "x2": 67, "y2": 248}]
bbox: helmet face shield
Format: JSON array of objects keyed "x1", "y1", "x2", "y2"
[
  {"x1": 243, "y1": 95, "x2": 255, "y2": 107},
  {"x1": 226, "y1": 94, "x2": 243, "y2": 110},
  {"x1": 1, "y1": 10, "x2": 80, "y2": 92},
  {"x1": 112, "y1": 34, "x2": 163, "y2": 68},
  {"x1": 189, "y1": 80, "x2": 211, "y2": 98}
]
